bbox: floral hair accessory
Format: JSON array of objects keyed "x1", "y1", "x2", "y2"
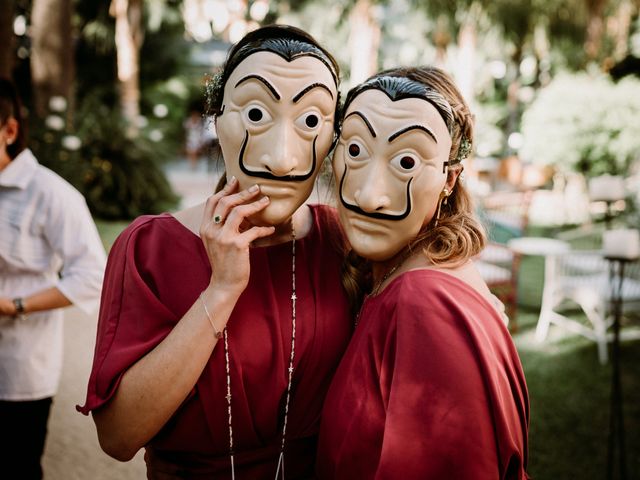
[
  {"x1": 205, "y1": 70, "x2": 224, "y2": 115},
  {"x1": 456, "y1": 136, "x2": 472, "y2": 163}
]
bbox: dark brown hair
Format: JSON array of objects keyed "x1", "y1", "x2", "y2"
[
  {"x1": 0, "y1": 77, "x2": 27, "y2": 159},
  {"x1": 341, "y1": 66, "x2": 486, "y2": 313}
]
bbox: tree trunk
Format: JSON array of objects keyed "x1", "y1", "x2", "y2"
[
  {"x1": 110, "y1": 0, "x2": 144, "y2": 134},
  {"x1": 348, "y1": 0, "x2": 380, "y2": 87},
  {"x1": 584, "y1": 0, "x2": 607, "y2": 61},
  {"x1": 30, "y1": 0, "x2": 74, "y2": 119},
  {"x1": 505, "y1": 47, "x2": 523, "y2": 156},
  {"x1": 432, "y1": 15, "x2": 451, "y2": 69},
  {"x1": 0, "y1": 0, "x2": 16, "y2": 79},
  {"x1": 611, "y1": 0, "x2": 634, "y2": 60},
  {"x1": 455, "y1": 20, "x2": 477, "y2": 104}
]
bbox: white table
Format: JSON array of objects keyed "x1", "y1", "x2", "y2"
[
  {"x1": 507, "y1": 237, "x2": 570, "y2": 257},
  {"x1": 507, "y1": 237, "x2": 571, "y2": 343}
]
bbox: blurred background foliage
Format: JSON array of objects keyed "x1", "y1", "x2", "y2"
[
  {"x1": 521, "y1": 73, "x2": 640, "y2": 177},
  {"x1": 2, "y1": 0, "x2": 640, "y2": 219}
]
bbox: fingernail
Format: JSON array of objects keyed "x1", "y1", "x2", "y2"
[
  {"x1": 249, "y1": 184, "x2": 259, "y2": 193},
  {"x1": 261, "y1": 196, "x2": 270, "y2": 203},
  {"x1": 229, "y1": 176, "x2": 236, "y2": 183}
]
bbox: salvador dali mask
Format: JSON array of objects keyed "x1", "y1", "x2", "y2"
[
  {"x1": 333, "y1": 76, "x2": 455, "y2": 261},
  {"x1": 216, "y1": 50, "x2": 338, "y2": 226}
]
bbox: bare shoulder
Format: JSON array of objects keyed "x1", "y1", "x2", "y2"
[
  {"x1": 430, "y1": 262, "x2": 507, "y2": 323},
  {"x1": 433, "y1": 261, "x2": 493, "y2": 300}
]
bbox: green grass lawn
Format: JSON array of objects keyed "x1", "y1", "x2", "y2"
[
  {"x1": 95, "y1": 218, "x2": 131, "y2": 251},
  {"x1": 93, "y1": 219, "x2": 640, "y2": 479},
  {"x1": 514, "y1": 255, "x2": 640, "y2": 479}
]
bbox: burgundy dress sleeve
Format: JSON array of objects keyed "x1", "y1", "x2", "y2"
[
  {"x1": 375, "y1": 276, "x2": 528, "y2": 479},
  {"x1": 317, "y1": 270, "x2": 528, "y2": 480},
  {"x1": 78, "y1": 207, "x2": 353, "y2": 478},
  {"x1": 77, "y1": 216, "x2": 181, "y2": 414}
]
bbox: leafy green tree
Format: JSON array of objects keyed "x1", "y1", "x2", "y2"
[
  {"x1": 521, "y1": 72, "x2": 640, "y2": 176},
  {"x1": 8, "y1": 0, "x2": 188, "y2": 218},
  {"x1": 30, "y1": 0, "x2": 74, "y2": 118},
  {"x1": 110, "y1": 0, "x2": 144, "y2": 132}
]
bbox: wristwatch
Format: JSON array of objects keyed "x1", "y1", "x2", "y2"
[{"x1": 12, "y1": 297, "x2": 25, "y2": 315}]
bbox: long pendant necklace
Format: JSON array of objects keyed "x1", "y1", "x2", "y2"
[{"x1": 223, "y1": 222, "x2": 297, "y2": 480}]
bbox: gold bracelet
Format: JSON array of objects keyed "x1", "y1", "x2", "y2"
[{"x1": 199, "y1": 292, "x2": 223, "y2": 339}]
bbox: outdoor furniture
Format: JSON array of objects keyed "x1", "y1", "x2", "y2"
[
  {"x1": 510, "y1": 236, "x2": 640, "y2": 364},
  {"x1": 480, "y1": 189, "x2": 533, "y2": 241},
  {"x1": 476, "y1": 190, "x2": 533, "y2": 329},
  {"x1": 588, "y1": 174, "x2": 627, "y2": 229},
  {"x1": 476, "y1": 243, "x2": 521, "y2": 329}
]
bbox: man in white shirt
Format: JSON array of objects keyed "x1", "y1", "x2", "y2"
[{"x1": 0, "y1": 78, "x2": 106, "y2": 479}]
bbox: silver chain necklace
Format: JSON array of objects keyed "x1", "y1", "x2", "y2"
[
  {"x1": 355, "y1": 250, "x2": 411, "y2": 328},
  {"x1": 223, "y1": 222, "x2": 297, "y2": 480}
]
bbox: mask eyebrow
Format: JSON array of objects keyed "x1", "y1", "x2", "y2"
[
  {"x1": 293, "y1": 83, "x2": 334, "y2": 103},
  {"x1": 344, "y1": 111, "x2": 377, "y2": 138},
  {"x1": 388, "y1": 124, "x2": 437, "y2": 144},
  {"x1": 235, "y1": 74, "x2": 281, "y2": 101}
]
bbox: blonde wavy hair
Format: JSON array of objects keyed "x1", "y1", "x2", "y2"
[{"x1": 340, "y1": 66, "x2": 486, "y2": 314}]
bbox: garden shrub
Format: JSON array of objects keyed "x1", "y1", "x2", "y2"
[
  {"x1": 521, "y1": 73, "x2": 640, "y2": 177},
  {"x1": 31, "y1": 93, "x2": 179, "y2": 219}
]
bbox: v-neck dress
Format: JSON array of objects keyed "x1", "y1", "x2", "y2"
[{"x1": 79, "y1": 205, "x2": 352, "y2": 479}]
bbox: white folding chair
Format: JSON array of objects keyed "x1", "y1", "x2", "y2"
[{"x1": 536, "y1": 250, "x2": 640, "y2": 364}]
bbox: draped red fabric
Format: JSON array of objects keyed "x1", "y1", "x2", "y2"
[
  {"x1": 317, "y1": 269, "x2": 529, "y2": 480},
  {"x1": 78, "y1": 205, "x2": 352, "y2": 479}
]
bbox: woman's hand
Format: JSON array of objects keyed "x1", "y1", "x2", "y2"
[{"x1": 200, "y1": 177, "x2": 275, "y2": 296}]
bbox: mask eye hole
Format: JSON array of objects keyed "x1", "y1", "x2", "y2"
[
  {"x1": 305, "y1": 114, "x2": 319, "y2": 128},
  {"x1": 390, "y1": 153, "x2": 419, "y2": 173},
  {"x1": 248, "y1": 108, "x2": 263, "y2": 122},
  {"x1": 344, "y1": 140, "x2": 369, "y2": 165},
  {"x1": 295, "y1": 111, "x2": 322, "y2": 131},
  {"x1": 400, "y1": 156, "x2": 415, "y2": 170},
  {"x1": 243, "y1": 104, "x2": 272, "y2": 126},
  {"x1": 348, "y1": 143, "x2": 361, "y2": 158}
]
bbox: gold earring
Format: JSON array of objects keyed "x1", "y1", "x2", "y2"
[{"x1": 434, "y1": 188, "x2": 449, "y2": 227}]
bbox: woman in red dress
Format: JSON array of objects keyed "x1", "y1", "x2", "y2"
[
  {"x1": 78, "y1": 25, "x2": 351, "y2": 479},
  {"x1": 317, "y1": 67, "x2": 529, "y2": 479}
]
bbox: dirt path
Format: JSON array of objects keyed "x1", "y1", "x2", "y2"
[
  {"x1": 41, "y1": 161, "x2": 215, "y2": 479},
  {"x1": 42, "y1": 307, "x2": 146, "y2": 480}
]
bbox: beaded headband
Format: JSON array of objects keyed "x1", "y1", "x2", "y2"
[
  {"x1": 341, "y1": 75, "x2": 472, "y2": 166},
  {"x1": 205, "y1": 33, "x2": 339, "y2": 116}
]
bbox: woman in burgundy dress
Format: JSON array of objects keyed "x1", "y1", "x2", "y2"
[
  {"x1": 78, "y1": 25, "x2": 351, "y2": 479},
  {"x1": 317, "y1": 67, "x2": 529, "y2": 479}
]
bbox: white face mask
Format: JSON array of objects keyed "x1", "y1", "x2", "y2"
[
  {"x1": 216, "y1": 51, "x2": 338, "y2": 226},
  {"x1": 333, "y1": 88, "x2": 453, "y2": 261}
]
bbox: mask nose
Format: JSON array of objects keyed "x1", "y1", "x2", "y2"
[
  {"x1": 353, "y1": 161, "x2": 391, "y2": 213},
  {"x1": 259, "y1": 122, "x2": 300, "y2": 177}
]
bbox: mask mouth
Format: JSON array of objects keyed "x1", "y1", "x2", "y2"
[
  {"x1": 238, "y1": 131, "x2": 317, "y2": 182},
  {"x1": 338, "y1": 166, "x2": 413, "y2": 221}
]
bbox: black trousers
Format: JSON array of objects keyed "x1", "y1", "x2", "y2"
[{"x1": 0, "y1": 397, "x2": 53, "y2": 480}]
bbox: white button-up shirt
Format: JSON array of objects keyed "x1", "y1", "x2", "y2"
[{"x1": 0, "y1": 149, "x2": 106, "y2": 400}]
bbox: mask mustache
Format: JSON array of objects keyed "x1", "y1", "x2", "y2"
[
  {"x1": 339, "y1": 165, "x2": 413, "y2": 221},
  {"x1": 238, "y1": 131, "x2": 317, "y2": 182}
]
